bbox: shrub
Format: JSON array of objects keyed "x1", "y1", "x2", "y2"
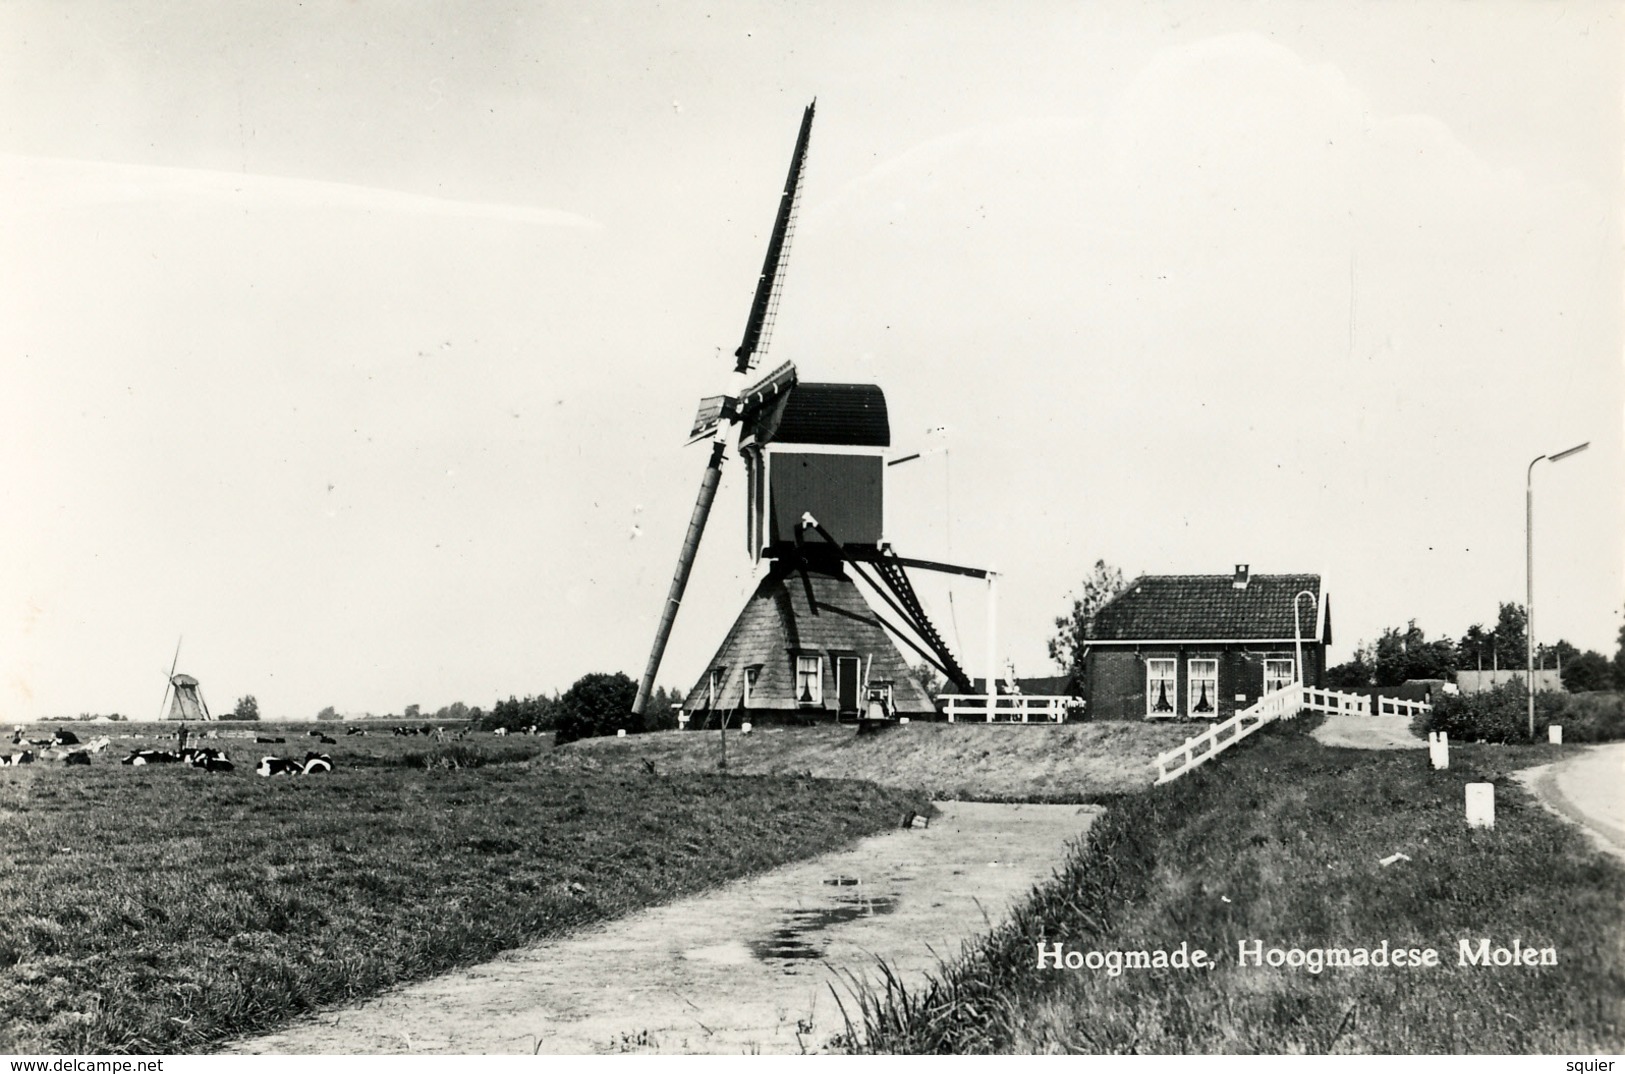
[{"x1": 1424, "y1": 683, "x2": 1625, "y2": 743}]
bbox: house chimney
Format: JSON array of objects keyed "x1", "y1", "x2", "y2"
[{"x1": 1233, "y1": 564, "x2": 1250, "y2": 590}]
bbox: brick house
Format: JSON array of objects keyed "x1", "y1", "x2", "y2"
[{"x1": 1082, "y1": 566, "x2": 1329, "y2": 720}]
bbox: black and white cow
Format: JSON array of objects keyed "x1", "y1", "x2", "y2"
[
  {"x1": 51, "y1": 729, "x2": 80, "y2": 746},
  {"x1": 181, "y1": 747, "x2": 234, "y2": 772},
  {"x1": 123, "y1": 749, "x2": 180, "y2": 766},
  {"x1": 256, "y1": 755, "x2": 301, "y2": 777},
  {"x1": 63, "y1": 750, "x2": 91, "y2": 766},
  {"x1": 0, "y1": 750, "x2": 34, "y2": 767},
  {"x1": 301, "y1": 752, "x2": 332, "y2": 774}
]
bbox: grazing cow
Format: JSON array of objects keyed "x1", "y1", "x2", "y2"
[
  {"x1": 52, "y1": 729, "x2": 80, "y2": 746},
  {"x1": 85, "y1": 735, "x2": 111, "y2": 754},
  {"x1": 308, "y1": 729, "x2": 324, "y2": 737},
  {"x1": 493, "y1": 727, "x2": 508, "y2": 737},
  {"x1": 63, "y1": 751, "x2": 91, "y2": 766},
  {"x1": 318, "y1": 735, "x2": 337, "y2": 745},
  {"x1": 345, "y1": 728, "x2": 368, "y2": 736},
  {"x1": 301, "y1": 752, "x2": 332, "y2": 774},
  {"x1": 0, "y1": 750, "x2": 34, "y2": 767},
  {"x1": 122, "y1": 749, "x2": 180, "y2": 766},
  {"x1": 256, "y1": 756, "x2": 301, "y2": 777}
]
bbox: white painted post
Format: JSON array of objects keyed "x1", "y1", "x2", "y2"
[
  {"x1": 1548, "y1": 724, "x2": 1563, "y2": 744},
  {"x1": 899, "y1": 716, "x2": 910, "y2": 725},
  {"x1": 617, "y1": 729, "x2": 627, "y2": 738},
  {"x1": 1465, "y1": 783, "x2": 1495, "y2": 829},
  {"x1": 1429, "y1": 731, "x2": 1449, "y2": 770},
  {"x1": 985, "y1": 571, "x2": 998, "y2": 724}
]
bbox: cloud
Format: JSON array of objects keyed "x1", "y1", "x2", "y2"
[{"x1": 0, "y1": 154, "x2": 600, "y2": 227}]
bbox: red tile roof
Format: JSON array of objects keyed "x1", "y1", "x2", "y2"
[{"x1": 1091, "y1": 574, "x2": 1325, "y2": 642}]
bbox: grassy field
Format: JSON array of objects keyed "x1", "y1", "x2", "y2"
[
  {"x1": 842, "y1": 717, "x2": 1625, "y2": 1053},
  {"x1": 0, "y1": 744, "x2": 927, "y2": 1054},
  {"x1": 563, "y1": 721, "x2": 1196, "y2": 800}
]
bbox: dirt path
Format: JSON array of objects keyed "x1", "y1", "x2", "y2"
[
  {"x1": 1516, "y1": 742, "x2": 1625, "y2": 863},
  {"x1": 1311, "y1": 711, "x2": 1424, "y2": 750},
  {"x1": 225, "y1": 801, "x2": 1099, "y2": 1055}
]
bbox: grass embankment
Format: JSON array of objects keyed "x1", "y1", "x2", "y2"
[
  {"x1": 565, "y1": 721, "x2": 1196, "y2": 801},
  {"x1": 0, "y1": 762, "x2": 926, "y2": 1054},
  {"x1": 845, "y1": 718, "x2": 1625, "y2": 1053}
]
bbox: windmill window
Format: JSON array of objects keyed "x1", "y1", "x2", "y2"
[
  {"x1": 707, "y1": 668, "x2": 726, "y2": 710},
  {"x1": 1264, "y1": 658, "x2": 1295, "y2": 694},
  {"x1": 1146, "y1": 659, "x2": 1177, "y2": 717},
  {"x1": 743, "y1": 666, "x2": 761, "y2": 707},
  {"x1": 1188, "y1": 659, "x2": 1219, "y2": 718},
  {"x1": 795, "y1": 655, "x2": 823, "y2": 706}
]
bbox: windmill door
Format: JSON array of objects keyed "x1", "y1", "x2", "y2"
[{"x1": 835, "y1": 656, "x2": 861, "y2": 717}]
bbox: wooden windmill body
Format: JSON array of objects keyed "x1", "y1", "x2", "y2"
[{"x1": 632, "y1": 104, "x2": 984, "y2": 730}]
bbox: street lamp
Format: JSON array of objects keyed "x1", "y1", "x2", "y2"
[
  {"x1": 1293, "y1": 589, "x2": 1318, "y2": 688},
  {"x1": 1527, "y1": 441, "x2": 1589, "y2": 739}
]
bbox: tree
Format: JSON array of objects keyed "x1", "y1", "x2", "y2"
[
  {"x1": 1372, "y1": 621, "x2": 1458, "y2": 686},
  {"x1": 1049, "y1": 560, "x2": 1129, "y2": 691},
  {"x1": 1493, "y1": 602, "x2": 1527, "y2": 669},
  {"x1": 908, "y1": 661, "x2": 947, "y2": 702},
  {"x1": 316, "y1": 705, "x2": 338, "y2": 721},
  {"x1": 1325, "y1": 646, "x2": 1374, "y2": 688},
  {"x1": 1558, "y1": 648, "x2": 1613, "y2": 693},
  {"x1": 553, "y1": 672, "x2": 639, "y2": 746},
  {"x1": 1615, "y1": 607, "x2": 1625, "y2": 690},
  {"x1": 232, "y1": 695, "x2": 260, "y2": 721}
]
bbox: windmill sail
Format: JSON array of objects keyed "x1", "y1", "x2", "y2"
[{"x1": 631, "y1": 102, "x2": 816, "y2": 720}]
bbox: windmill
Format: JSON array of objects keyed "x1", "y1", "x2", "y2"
[
  {"x1": 630, "y1": 103, "x2": 988, "y2": 728},
  {"x1": 157, "y1": 638, "x2": 214, "y2": 721}
]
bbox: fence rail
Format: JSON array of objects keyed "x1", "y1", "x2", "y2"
[
  {"x1": 1151, "y1": 683, "x2": 1434, "y2": 784},
  {"x1": 938, "y1": 694, "x2": 1080, "y2": 724}
]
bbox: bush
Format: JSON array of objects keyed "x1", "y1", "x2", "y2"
[
  {"x1": 1423, "y1": 683, "x2": 1625, "y2": 744},
  {"x1": 553, "y1": 672, "x2": 639, "y2": 747}
]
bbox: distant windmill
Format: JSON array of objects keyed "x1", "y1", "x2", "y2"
[
  {"x1": 630, "y1": 103, "x2": 986, "y2": 728},
  {"x1": 157, "y1": 638, "x2": 214, "y2": 721}
]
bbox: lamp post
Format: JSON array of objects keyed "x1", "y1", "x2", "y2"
[
  {"x1": 1527, "y1": 441, "x2": 1589, "y2": 739},
  {"x1": 1293, "y1": 589, "x2": 1318, "y2": 688}
]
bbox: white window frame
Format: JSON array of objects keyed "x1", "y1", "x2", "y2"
[
  {"x1": 1146, "y1": 658, "x2": 1177, "y2": 717},
  {"x1": 795, "y1": 655, "x2": 823, "y2": 706},
  {"x1": 1188, "y1": 659, "x2": 1219, "y2": 718},
  {"x1": 743, "y1": 666, "x2": 760, "y2": 707},
  {"x1": 1264, "y1": 658, "x2": 1295, "y2": 695},
  {"x1": 707, "y1": 668, "x2": 726, "y2": 710}
]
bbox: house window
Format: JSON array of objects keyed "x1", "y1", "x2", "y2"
[
  {"x1": 743, "y1": 666, "x2": 761, "y2": 707},
  {"x1": 865, "y1": 682, "x2": 894, "y2": 719},
  {"x1": 1264, "y1": 658, "x2": 1295, "y2": 694},
  {"x1": 1188, "y1": 659, "x2": 1219, "y2": 717},
  {"x1": 1146, "y1": 659, "x2": 1177, "y2": 717},
  {"x1": 795, "y1": 655, "x2": 823, "y2": 706},
  {"x1": 707, "y1": 668, "x2": 726, "y2": 709}
]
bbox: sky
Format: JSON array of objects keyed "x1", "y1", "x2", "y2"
[{"x1": 2, "y1": 0, "x2": 1620, "y2": 721}]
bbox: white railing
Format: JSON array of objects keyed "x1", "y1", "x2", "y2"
[
  {"x1": 1376, "y1": 695, "x2": 1432, "y2": 720},
  {"x1": 1302, "y1": 686, "x2": 1370, "y2": 716},
  {"x1": 938, "y1": 694, "x2": 1080, "y2": 724},
  {"x1": 1151, "y1": 683, "x2": 1435, "y2": 784},
  {"x1": 1152, "y1": 683, "x2": 1304, "y2": 784}
]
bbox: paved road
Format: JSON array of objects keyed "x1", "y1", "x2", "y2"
[
  {"x1": 1519, "y1": 742, "x2": 1625, "y2": 862},
  {"x1": 226, "y1": 801, "x2": 1099, "y2": 1055}
]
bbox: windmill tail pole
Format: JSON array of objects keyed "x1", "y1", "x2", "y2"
[{"x1": 633, "y1": 442, "x2": 728, "y2": 718}]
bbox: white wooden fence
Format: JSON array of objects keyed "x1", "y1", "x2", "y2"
[
  {"x1": 1151, "y1": 684, "x2": 1432, "y2": 784},
  {"x1": 1152, "y1": 683, "x2": 1303, "y2": 784},
  {"x1": 938, "y1": 694, "x2": 1080, "y2": 724}
]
